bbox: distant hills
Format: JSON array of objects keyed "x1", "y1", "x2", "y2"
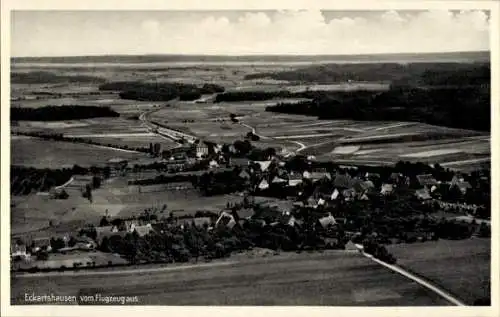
[{"x1": 11, "y1": 51, "x2": 490, "y2": 64}]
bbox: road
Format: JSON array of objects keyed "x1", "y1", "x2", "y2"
[
  {"x1": 139, "y1": 108, "x2": 198, "y2": 144},
  {"x1": 354, "y1": 244, "x2": 465, "y2": 306},
  {"x1": 11, "y1": 251, "x2": 451, "y2": 306}
]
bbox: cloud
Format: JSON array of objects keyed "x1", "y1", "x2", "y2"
[
  {"x1": 11, "y1": 10, "x2": 490, "y2": 56},
  {"x1": 138, "y1": 10, "x2": 489, "y2": 55}
]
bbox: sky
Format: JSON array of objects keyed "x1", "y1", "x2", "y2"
[{"x1": 11, "y1": 10, "x2": 490, "y2": 57}]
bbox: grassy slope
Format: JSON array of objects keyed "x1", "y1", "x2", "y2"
[
  {"x1": 11, "y1": 252, "x2": 449, "y2": 306},
  {"x1": 387, "y1": 238, "x2": 491, "y2": 305}
]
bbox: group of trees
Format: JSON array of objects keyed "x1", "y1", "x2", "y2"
[
  {"x1": 98, "y1": 81, "x2": 225, "y2": 102},
  {"x1": 11, "y1": 165, "x2": 111, "y2": 196},
  {"x1": 193, "y1": 169, "x2": 248, "y2": 196},
  {"x1": 11, "y1": 106, "x2": 120, "y2": 121}
]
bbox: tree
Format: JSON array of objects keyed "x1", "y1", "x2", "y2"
[
  {"x1": 99, "y1": 216, "x2": 110, "y2": 227},
  {"x1": 68, "y1": 236, "x2": 77, "y2": 247},
  {"x1": 92, "y1": 176, "x2": 102, "y2": 189},
  {"x1": 233, "y1": 140, "x2": 252, "y2": 156}
]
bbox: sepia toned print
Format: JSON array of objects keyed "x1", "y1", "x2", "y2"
[{"x1": 7, "y1": 9, "x2": 492, "y2": 307}]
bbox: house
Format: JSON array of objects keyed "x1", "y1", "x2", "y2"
[
  {"x1": 317, "y1": 198, "x2": 326, "y2": 206},
  {"x1": 416, "y1": 174, "x2": 438, "y2": 188},
  {"x1": 208, "y1": 160, "x2": 219, "y2": 169},
  {"x1": 342, "y1": 189, "x2": 356, "y2": 201},
  {"x1": 318, "y1": 213, "x2": 337, "y2": 229},
  {"x1": 235, "y1": 208, "x2": 255, "y2": 220},
  {"x1": 215, "y1": 211, "x2": 237, "y2": 229},
  {"x1": 288, "y1": 173, "x2": 303, "y2": 187},
  {"x1": 31, "y1": 237, "x2": 52, "y2": 253},
  {"x1": 254, "y1": 160, "x2": 272, "y2": 172},
  {"x1": 415, "y1": 188, "x2": 432, "y2": 200},
  {"x1": 134, "y1": 224, "x2": 155, "y2": 237},
  {"x1": 380, "y1": 184, "x2": 394, "y2": 195},
  {"x1": 258, "y1": 179, "x2": 270, "y2": 190},
  {"x1": 238, "y1": 170, "x2": 251, "y2": 180},
  {"x1": 273, "y1": 211, "x2": 298, "y2": 227},
  {"x1": 310, "y1": 172, "x2": 332, "y2": 182},
  {"x1": 11, "y1": 243, "x2": 30, "y2": 260},
  {"x1": 230, "y1": 157, "x2": 250, "y2": 167},
  {"x1": 333, "y1": 174, "x2": 352, "y2": 189},
  {"x1": 389, "y1": 172, "x2": 403, "y2": 184},
  {"x1": 365, "y1": 172, "x2": 381, "y2": 181},
  {"x1": 449, "y1": 176, "x2": 472, "y2": 194},
  {"x1": 330, "y1": 188, "x2": 340, "y2": 200},
  {"x1": 95, "y1": 225, "x2": 122, "y2": 243},
  {"x1": 271, "y1": 176, "x2": 287, "y2": 184}
]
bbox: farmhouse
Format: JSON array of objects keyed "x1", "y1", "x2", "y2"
[
  {"x1": 380, "y1": 184, "x2": 394, "y2": 195},
  {"x1": 449, "y1": 176, "x2": 472, "y2": 194},
  {"x1": 134, "y1": 224, "x2": 155, "y2": 237},
  {"x1": 416, "y1": 174, "x2": 439, "y2": 188},
  {"x1": 318, "y1": 213, "x2": 337, "y2": 229},
  {"x1": 215, "y1": 211, "x2": 237, "y2": 229},
  {"x1": 415, "y1": 188, "x2": 432, "y2": 201},
  {"x1": 333, "y1": 174, "x2": 352, "y2": 189},
  {"x1": 31, "y1": 237, "x2": 52, "y2": 252}
]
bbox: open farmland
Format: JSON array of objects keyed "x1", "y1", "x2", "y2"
[
  {"x1": 90, "y1": 175, "x2": 289, "y2": 218},
  {"x1": 10, "y1": 193, "x2": 102, "y2": 237},
  {"x1": 11, "y1": 251, "x2": 450, "y2": 306},
  {"x1": 11, "y1": 138, "x2": 145, "y2": 168},
  {"x1": 387, "y1": 238, "x2": 491, "y2": 305}
]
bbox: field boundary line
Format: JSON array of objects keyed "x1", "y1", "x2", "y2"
[
  {"x1": 354, "y1": 244, "x2": 466, "y2": 306},
  {"x1": 13, "y1": 261, "x2": 239, "y2": 278}
]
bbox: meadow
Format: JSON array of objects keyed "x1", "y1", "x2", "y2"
[
  {"x1": 387, "y1": 238, "x2": 491, "y2": 305},
  {"x1": 11, "y1": 251, "x2": 450, "y2": 306}
]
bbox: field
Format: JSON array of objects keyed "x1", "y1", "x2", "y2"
[
  {"x1": 148, "y1": 98, "x2": 489, "y2": 171},
  {"x1": 11, "y1": 251, "x2": 450, "y2": 306},
  {"x1": 387, "y1": 238, "x2": 491, "y2": 305},
  {"x1": 12, "y1": 251, "x2": 128, "y2": 271},
  {"x1": 91, "y1": 175, "x2": 291, "y2": 218},
  {"x1": 11, "y1": 138, "x2": 145, "y2": 168}
]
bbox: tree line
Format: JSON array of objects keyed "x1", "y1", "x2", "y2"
[
  {"x1": 11, "y1": 71, "x2": 105, "y2": 84},
  {"x1": 244, "y1": 62, "x2": 490, "y2": 86},
  {"x1": 11, "y1": 106, "x2": 120, "y2": 121}
]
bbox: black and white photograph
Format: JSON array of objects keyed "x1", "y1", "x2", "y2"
[{"x1": 1, "y1": 1, "x2": 498, "y2": 314}]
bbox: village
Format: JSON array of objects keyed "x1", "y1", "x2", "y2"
[{"x1": 10, "y1": 135, "x2": 491, "y2": 273}]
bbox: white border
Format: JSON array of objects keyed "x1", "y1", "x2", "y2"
[{"x1": 1, "y1": 1, "x2": 499, "y2": 317}]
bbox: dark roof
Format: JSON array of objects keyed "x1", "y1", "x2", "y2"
[
  {"x1": 310, "y1": 172, "x2": 332, "y2": 180},
  {"x1": 238, "y1": 170, "x2": 250, "y2": 179},
  {"x1": 333, "y1": 174, "x2": 352, "y2": 189},
  {"x1": 236, "y1": 208, "x2": 255, "y2": 219},
  {"x1": 134, "y1": 225, "x2": 155, "y2": 237},
  {"x1": 416, "y1": 174, "x2": 438, "y2": 186},
  {"x1": 231, "y1": 158, "x2": 250, "y2": 166},
  {"x1": 415, "y1": 188, "x2": 432, "y2": 200}
]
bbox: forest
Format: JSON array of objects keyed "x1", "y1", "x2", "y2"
[
  {"x1": 266, "y1": 86, "x2": 490, "y2": 131},
  {"x1": 244, "y1": 62, "x2": 490, "y2": 85},
  {"x1": 11, "y1": 105, "x2": 120, "y2": 121},
  {"x1": 99, "y1": 81, "x2": 225, "y2": 101}
]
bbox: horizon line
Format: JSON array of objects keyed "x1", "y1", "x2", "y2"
[{"x1": 10, "y1": 50, "x2": 491, "y2": 60}]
